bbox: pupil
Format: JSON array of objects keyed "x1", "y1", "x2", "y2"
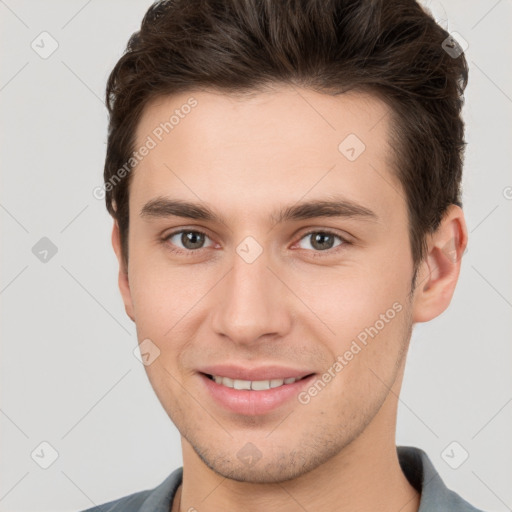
[
  {"x1": 312, "y1": 233, "x2": 333, "y2": 250},
  {"x1": 183, "y1": 231, "x2": 204, "y2": 249}
]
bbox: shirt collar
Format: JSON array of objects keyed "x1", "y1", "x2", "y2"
[{"x1": 398, "y1": 445, "x2": 483, "y2": 511}]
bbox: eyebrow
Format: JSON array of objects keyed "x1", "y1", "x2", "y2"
[{"x1": 140, "y1": 196, "x2": 379, "y2": 224}]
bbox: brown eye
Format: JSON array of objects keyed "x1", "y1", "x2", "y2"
[
  {"x1": 164, "y1": 230, "x2": 214, "y2": 252},
  {"x1": 297, "y1": 231, "x2": 346, "y2": 252}
]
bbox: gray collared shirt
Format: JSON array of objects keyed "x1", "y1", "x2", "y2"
[{"x1": 81, "y1": 445, "x2": 486, "y2": 511}]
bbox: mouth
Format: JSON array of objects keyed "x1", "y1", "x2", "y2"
[
  {"x1": 201, "y1": 372, "x2": 314, "y2": 390},
  {"x1": 198, "y1": 371, "x2": 317, "y2": 415}
]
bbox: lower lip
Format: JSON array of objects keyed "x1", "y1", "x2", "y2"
[{"x1": 199, "y1": 373, "x2": 316, "y2": 416}]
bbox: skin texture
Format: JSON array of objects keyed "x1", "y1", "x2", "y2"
[{"x1": 111, "y1": 85, "x2": 468, "y2": 512}]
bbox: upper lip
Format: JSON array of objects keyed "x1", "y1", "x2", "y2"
[{"x1": 197, "y1": 364, "x2": 314, "y2": 381}]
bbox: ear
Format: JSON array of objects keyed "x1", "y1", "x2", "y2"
[
  {"x1": 111, "y1": 220, "x2": 135, "y2": 322},
  {"x1": 411, "y1": 204, "x2": 468, "y2": 323}
]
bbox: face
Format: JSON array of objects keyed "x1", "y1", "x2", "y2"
[{"x1": 114, "y1": 86, "x2": 429, "y2": 483}]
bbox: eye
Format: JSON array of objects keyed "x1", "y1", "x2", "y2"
[
  {"x1": 162, "y1": 228, "x2": 350, "y2": 256},
  {"x1": 163, "y1": 229, "x2": 215, "y2": 253},
  {"x1": 295, "y1": 230, "x2": 348, "y2": 253}
]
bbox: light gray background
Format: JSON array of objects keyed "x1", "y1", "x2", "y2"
[{"x1": 1, "y1": 1, "x2": 511, "y2": 511}]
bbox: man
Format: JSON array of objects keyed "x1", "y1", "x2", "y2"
[{"x1": 84, "y1": 0, "x2": 485, "y2": 510}]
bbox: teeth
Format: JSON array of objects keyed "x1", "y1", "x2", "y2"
[
  {"x1": 234, "y1": 379, "x2": 251, "y2": 390},
  {"x1": 270, "y1": 379, "x2": 284, "y2": 388},
  {"x1": 210, "y1": 375, "x2": 301, "y2": 390}
]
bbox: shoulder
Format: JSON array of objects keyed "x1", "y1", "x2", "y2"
[
  {"x1": 397, "y1": 445, "x2": 491, "y2": 512},
  {"x1": 78, "y1": 467, "x2": 183, "y2": 512}
]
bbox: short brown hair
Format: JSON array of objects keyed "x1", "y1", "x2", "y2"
[{"x1": 104, "y1": 0, "x2": 468, "y2": 279}]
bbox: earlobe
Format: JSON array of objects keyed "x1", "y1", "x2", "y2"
[
  {"x1": 412, "y1": 205, "x2": 468, "y2": 323},
  {"x1": 111, "y1": 220, "x2": 135, "y2": 323}
]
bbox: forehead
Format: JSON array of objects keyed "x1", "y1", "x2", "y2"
[{"x1": 130, "y1": 86, "x2": 405, "y2": 226}]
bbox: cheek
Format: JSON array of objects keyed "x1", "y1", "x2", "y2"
[
  {"x1": 288, "y1": 258, "x2": 412, "y2": 389},
  {"x1": 128, "y1": 252, "x2": 222, "y2": 370},
  {"x1": 293, "y1": 262, "x2": 410, "y2": 337}
]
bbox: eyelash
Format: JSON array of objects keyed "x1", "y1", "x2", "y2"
[{"x1": 161, "y1": 228, "x2": 351, "y2": 257}]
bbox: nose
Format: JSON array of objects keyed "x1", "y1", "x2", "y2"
[{"x1": 210, "y1": 247, "x2": 293, "y2": 346}]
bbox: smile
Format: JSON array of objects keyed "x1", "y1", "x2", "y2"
[
  {"x1": 205, "y1": 373, "x2": 308, "y2": 390},
  {"x1": 200, "y1": 371, "x2": 317, "y2": 415}
]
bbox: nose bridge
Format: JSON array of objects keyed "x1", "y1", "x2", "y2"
[{"x1": 211, "y1": 241, "x2": 291, "y2": 344}]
